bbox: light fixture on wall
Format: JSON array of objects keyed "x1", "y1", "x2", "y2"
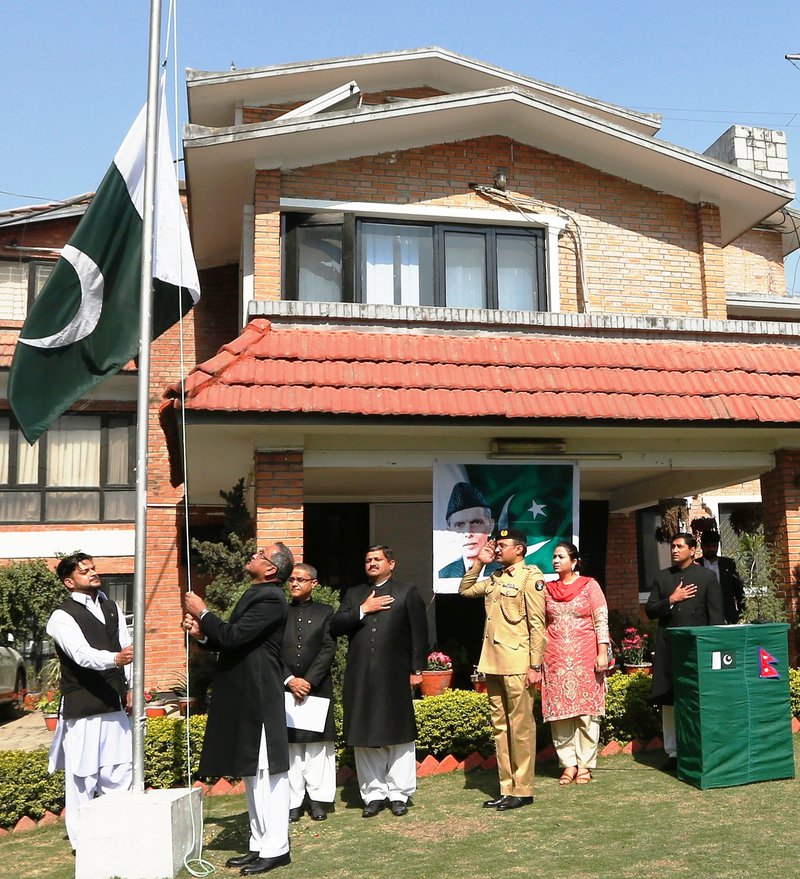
[
  {"x1": 493, "y1": 168, "x2": 509, "y2": 190},
  {"x1": 491, "y1": 438, "x2": 566, "y2": 456}
]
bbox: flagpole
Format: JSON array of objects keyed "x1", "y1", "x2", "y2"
[{"x1": 131, "y1": 0, "x2": 164, "y2": 793}]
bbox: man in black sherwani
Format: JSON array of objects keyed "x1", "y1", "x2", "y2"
[
  {"x1": 330, "y1": 545, "x2": 428, "y2": 818},
  {"x1": 281, "y1": 562, "x2": 337, "y2": 822},
  {"x1": 184, "y1": 542, "x2": 294, "y2": 876},
  {"x1": 646, "y1": 532, "x2": 724, "y2": 771}
]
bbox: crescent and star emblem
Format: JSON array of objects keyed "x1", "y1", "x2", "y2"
[{"x1": 18, "y1": 245, "x2": 104, "y2": 349}]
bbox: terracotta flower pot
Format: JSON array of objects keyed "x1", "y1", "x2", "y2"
[
  {"x1": 419, "y1": 670, "x2": 453, "y2": 697},
  {"x1": 145, "y1": 703, "x2": 168, "y2": 717},
  {"x1": 624, "y1": 663, "x2": 652, "y2": 676},
  {"x1": 43, "y1": 713, "x2": 59, "y2": 731},
  {"x1": 471, "y1": 673, "x2": 487, "y2": 694},
  {"x1": 177, "y1": 696, "x2": 198, "y2": 715}
]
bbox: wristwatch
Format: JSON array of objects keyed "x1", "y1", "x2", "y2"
[{"x1": 531, "y1": 665, "x2": 541, "y2": 672}]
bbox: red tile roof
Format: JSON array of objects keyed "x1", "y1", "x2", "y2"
[{"x1": 162, "y1": 318, "x2": 800, "y2": 425}]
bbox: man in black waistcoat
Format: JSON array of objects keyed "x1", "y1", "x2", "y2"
[
  {"x1": 184, "y1": 542, "x2": 294, "y2": 876},
  {"x1": 646, "y1": 532, "x2": 724, "y2": 770},
  {"x1": 330, "y1": 545, "x2": 428, "y2": 818},
  {"x1": 46, "y1": 552, "x2": 134, "y2": 852},
  {"x1": 281, "y1": 563, "x2": 337, "y2": 822}
]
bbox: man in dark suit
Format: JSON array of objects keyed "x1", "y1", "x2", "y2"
[
  {"x1": 184, "y1": 542, "x2": 294, "y2": 876},
  {"x1": 646, "y1": 532, "x2": 724, "y2": 771},
  {"x1": 281, "y1": 563, "x2": 336, "y2": 823},
  {"x1": 330, "y1": 545, "x2": 428, "y2": 818},
  {"x1": 697, "y1": 531, "x2": 745, "y2": 624}
]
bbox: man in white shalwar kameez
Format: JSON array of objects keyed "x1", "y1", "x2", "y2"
[{"x1": 47, "y1": 552, "x2": 133, "y2": 851}]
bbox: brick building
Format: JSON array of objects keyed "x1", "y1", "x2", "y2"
[{"x1": 3, "y1": 48, "x2": 800, "y2": 680}]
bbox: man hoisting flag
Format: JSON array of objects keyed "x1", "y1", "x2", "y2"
[{"x1": 9, "y1": 77, "x2": 199, "y2": 444}]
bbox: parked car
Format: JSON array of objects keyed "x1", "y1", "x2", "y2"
[{"x1": 0, "y1": 639, "x2": 26, "y2": 714}]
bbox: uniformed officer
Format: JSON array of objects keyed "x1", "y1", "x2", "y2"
[
  {"x1": 282, "y1": 563, "x2": 337, "y2": 821},
  {"x1": 459, "y1": 528, "x2": 546, "y2": 810}
]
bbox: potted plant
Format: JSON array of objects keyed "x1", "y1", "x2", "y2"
[
  {"x1": 621, "y1": 627, "x2": 651, "y2": 674},
  {"x1": 419, "y1": 651, "x2": 453, "y2": 697},
  {"x1": 470, "y1": 665, "x2": 487, "y2": 693},
  {"x1": 166, "y1": 673, "x2": 199, "y2": 714},
  {"x1": 145, "y1": 685, "x2": 168, "y2": 717},
  {"x1": 37, "y1": 690, "x2": 61, "y2": 730}
]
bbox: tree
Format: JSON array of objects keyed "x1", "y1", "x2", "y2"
[
  {"x1": 734, "y1": 531, "x2": 788, "y2": 624},
  {"x1": 0, "y1": 560, "x2": 64, "y2": 671}
]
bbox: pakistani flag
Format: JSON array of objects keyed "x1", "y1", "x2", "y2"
[{"x1": 9, "y1": 78, "x2": 200, "y2": 444}]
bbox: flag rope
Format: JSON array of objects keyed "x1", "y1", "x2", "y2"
[{"x1": 166, "y1": 1, "x2": 213, "y2": 874}]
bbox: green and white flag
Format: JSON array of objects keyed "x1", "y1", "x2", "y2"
[{"x1": 9, "y1": 79, "x2": 200, "y2": 444}]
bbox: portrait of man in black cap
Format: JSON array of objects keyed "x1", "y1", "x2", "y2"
[{"x1": 437, "y1": 482, "x2": 500, "y2": 580}]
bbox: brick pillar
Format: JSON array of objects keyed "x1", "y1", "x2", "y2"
[
  {"x1": 253, "y1": 170, "x2": 281, "y2": 302},
  {"x1": 759, "y1": 449, "x2": 800, "y2": 663},
  {"x1": 697, "y1": 203, "x2": 727, "y2": 320},
  {"x1": 254, "y1": 450, "x2": 304, "y2": 562},
  {"x1": 604, "y1": 512, "x2": 641, "y2": 618}
]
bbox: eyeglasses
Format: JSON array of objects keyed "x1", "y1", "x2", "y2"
[{"x1": 287, "y1": 576, "x2": 313, "y2": 584}]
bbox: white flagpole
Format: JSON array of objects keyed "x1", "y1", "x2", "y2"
[{"x1": 131, "y1": 0, "x2": 164, "y2": 793}]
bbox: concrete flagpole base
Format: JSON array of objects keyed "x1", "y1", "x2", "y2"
[{"x1": 75, "y1": 788, "x2": 203, "y2": 879}]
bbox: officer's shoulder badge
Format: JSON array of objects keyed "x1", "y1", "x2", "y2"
[{"x1": 535, "y1": 580, "x2": 545, "y2": 591}]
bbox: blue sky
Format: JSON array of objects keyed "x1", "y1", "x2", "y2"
[{"x1": 4, "y1": 0, "x2": 800, "y2": 288}]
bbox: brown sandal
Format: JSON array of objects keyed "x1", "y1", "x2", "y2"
[
  {"x1": 575, "y1": 768, "x2": 592, "y2": 784},
  {"x1": 559, "y1": 766, "x2": 578, "y2": 785}
]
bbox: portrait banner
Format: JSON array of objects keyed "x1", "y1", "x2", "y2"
[{"x1": 433, "y1": 460, "x2": 579, "y2": 594}]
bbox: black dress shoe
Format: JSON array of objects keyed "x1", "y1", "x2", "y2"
[
  {"x1": 240, "y1": 852, "x2": 291, "y2": 875},
  {"x1": 308, "y1": 800, "x2": 328, "y2": 821},
  {"x1": 389, "y1": 800, "x2": 408, "y2": 816},
  {"x1": 226, "y1": 852, "x2": 259, "y2": 868},
  {"x1": 288, "y1": 806, "x2": 304, "y2": 822},
  {"x1": 662, "y1": 757, "x2": 678, "y2": 772},
  {"x1": 496, "y1": 795, "x2": 533, "y2": 811},
  {"x1": 483, "y1": 795, "x2": 509, "y2": 808},
  {"x1": 362, "y1": 800, "x2": 385, "y2": 818}
]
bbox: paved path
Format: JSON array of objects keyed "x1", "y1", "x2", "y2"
[{"x1": 0, "y1": 710, "x2": 54, "y2": 752}]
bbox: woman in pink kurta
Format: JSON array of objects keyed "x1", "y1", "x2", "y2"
[{"x1": 541, "y1": 542, "x2": 610, "y2": 785}]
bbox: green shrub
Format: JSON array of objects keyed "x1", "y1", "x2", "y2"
[
  {"x1": 789, "y1": 668, "x2": 800, "y2": 719},
  {"x1": 414, "y1": 689, "x2": 494, "y2": 758},
  {"x1": 0, "y1": 748, "x2": 65, "y2": 828},
  {"x1": 144, "y1": 715, "x2": 206, "y2": 788},
  {"x1": 602, "y1": 671, "x2": 661, "y2": 744}
]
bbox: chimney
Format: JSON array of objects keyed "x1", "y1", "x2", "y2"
[{"x1": 703, "y1": 125, "x2": 789, "y2": 181}]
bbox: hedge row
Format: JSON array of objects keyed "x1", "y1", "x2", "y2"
[{"x1": 3, "y1": 670, "x2": 799, "y2": 828}]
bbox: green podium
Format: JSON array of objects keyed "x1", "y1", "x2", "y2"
[{"x1": 670, "y1": 623, "x2": 795, "y2": 789}]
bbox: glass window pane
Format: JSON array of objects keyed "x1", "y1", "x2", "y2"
[
  {"x1": 0, "y1": 263, "x2": 28, "y2": 320},
  {"x1": 17, "y1": 436, "x2": 40, "y2": 485},
  {"x1": 0, "y1": 491, "x2": 41, "y2": 521},
  {"x1": 361, "y1": 223, "x2": 433, "y2": 306},
  {"x1": 297, "y1": 226, "x2": 342, "y2": 302},
  {"x1": 102, "y1": 575, "x2": 133, "y2": 614},
  {"x1": 107, "y1": 421, "x2": 130, "y2": 485},
  {"x1": 32, "y1": 263, "x2": 55, "y2": 298},
  {"x1": 0, "y1": 419, "x2": 8, "y2": 484},
  {"x1": 497, "y1": 235, "x2": 539, "y2": 311},
  {"x1": 104, "y1": 490, "x2": 135, "y2": 521},
  {"x1": 46, "y1": 491, "x2": 99, "y2": 521},
  {"x1": 444, "y1": 232, "x2": 486, "y2": 308},
  {"x1": 47, "y1": 416, "x2": 101, "y2": 487}
]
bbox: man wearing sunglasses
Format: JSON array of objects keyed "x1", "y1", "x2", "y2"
[
  {"x1": 281, "y1": 563, "x2": 337, "y2": 822},
  {"x1": 184, "y1": 542, "x2": 294, "y2": 875}
]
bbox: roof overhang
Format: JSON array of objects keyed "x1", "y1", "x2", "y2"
[
  {"x1": 186, "y1": 46, "x2": 661, "y2": 135},
  {"x1": 184, "y1": 88, "x2": 795, "y2": 268}
]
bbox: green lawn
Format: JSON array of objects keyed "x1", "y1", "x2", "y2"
[{"x1": 4, "y1": 742, "x2": 799, "y2": 879}]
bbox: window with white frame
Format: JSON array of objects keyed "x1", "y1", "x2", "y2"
[
  {"x1": 0, "y1": 414, "x2": 135, "y2": 523},
  {"x1": 0, "y1": 261, "x2": 55, "y2": 320},
  {"x1": 283, "y1": 214, "x2": 547, "y2": 310}
]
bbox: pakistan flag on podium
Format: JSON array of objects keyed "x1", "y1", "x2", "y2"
[{"x1": 9, "y1": 78, "x2": 200, "y2": 445}]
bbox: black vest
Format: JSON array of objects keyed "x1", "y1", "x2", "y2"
[{"x1": 55, "y1": 597, "x2": 128, "y2": 719}]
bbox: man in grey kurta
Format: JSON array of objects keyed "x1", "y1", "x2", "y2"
[
  {"x1": 330, "y1": 545, "x2": 428, "y2": 817},
  {"x1": 184, "y1": 542, "x2": 294, "y2": 875}
]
